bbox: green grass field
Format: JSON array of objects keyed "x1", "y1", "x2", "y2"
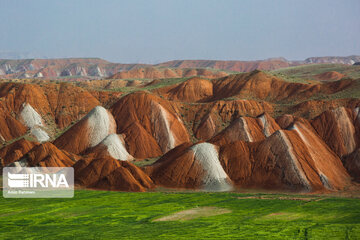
[{"x1": 1, "y1": 190, "x2": 360, "y2": 239}]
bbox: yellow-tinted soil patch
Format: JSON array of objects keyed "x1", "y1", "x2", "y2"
[
  {"x1": 259, "y1": 212, "x2": 303, "y2": 221},
  {"x1": 237, "y1": 196, "x2": 322, "y2": 201},
  {"x1": 153, "y1": 207, "x2": 231, "y2": 222}
]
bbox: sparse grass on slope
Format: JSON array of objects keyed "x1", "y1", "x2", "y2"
[
  {"x1": 110, "y1": 77, "x2": 192, "y2": 94},
  {"x1": 131, "y1": 157, "x2": 160, "y2": 167},
  {"x1": 271, "y1": 63, "x2": 360, "y2": 81},
  {"x1": 309, "y1": 78, "x2": 360, "y2": 101},
  {"x1": 1, "y1": 191, "x2": 360, "y2": 239}
]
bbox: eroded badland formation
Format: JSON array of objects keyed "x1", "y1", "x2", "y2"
[{"x1": 1, "y1": 56, "x2": 360, "y2": 193}]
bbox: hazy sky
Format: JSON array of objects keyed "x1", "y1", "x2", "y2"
[{"x1": 0, "y1": 0, "x2": 359, "y2": 63}]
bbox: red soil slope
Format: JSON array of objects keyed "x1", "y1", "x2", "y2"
[
  {"x1": 74, "y1": 156, "x2": 154, "y2": 192},
  {"x1": 0, "y1": 108, "x2": 27, "y2": 141},
  {"x1": 16, "y1": 142, "x2": 80, "y2": 167},
  {"x1": 154, "y1": 77, "x2": 213, "y2": 102},
  {"x1": 315, "y1": 71, "x2": 345, "y2": 81},
  {"x1": 148, "y1": 123, "x2": 351, "y2": 192},
  {"x1": 291, "y1": 99, "x2": 360, "y2": 119},
  {"x1": 0, "y1": 67, "x2": 359, "y2": 193},
  {"x1": 111, "y1": 91, "x2": 190, "y2": 158},
  {"x1": 219, "y1": 124, "x2": 351, "y2": 191},
  {"x1": 0, "y1": 82, "x2": 101, "y2": 130},
  {"x1": 210, "y1": 113, "x2": 280, "y2": 146},
  {"x1": 54, "y1": 106, "x2": 117, "y2": 154},
  {"x1": 0, "y1": 139, "x2": 39, "y2": 166},
  {"x1": 145, "y1": 142, "x2": 233, "y2": 191},
  {"x1": 210, "y1": 71, "x2": 353, "y2": 102},
  {"x1": 192, "y1": 100, "x2": 273, "y2": 140},
  {"x1": 311, "y1": 107, "x2": 357, "y2": 157}
]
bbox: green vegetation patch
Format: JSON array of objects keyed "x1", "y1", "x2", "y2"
[
  {"x1": 1, "y1": 191, "x2": 360, "y2": 239},
  {"x1": 271, "y1": 63, "x2": 360, "y2": 81},
  {"x1": 109, "y1": 77, "x2": 192, "y2": 94},
  {"x1": 131, "y1": 157, "x2": 160, "y2": 167}
]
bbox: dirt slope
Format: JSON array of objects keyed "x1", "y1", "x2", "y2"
[
  {"x1": 311, "y1": 107, "x2": 358, "y2": 157},
  {"x1": 74, "y1": 156, "x2": 154, "y2": 192},
  {"x1": 154, "y1": 77, "x2": 213, "y2": 102},
  {"x1": 210, "y1": 71, "x2": 353, "y2": 102},
  {"x1": 12, "y1": 142, "x2": 80, "y2": 168},
  {"x1": 220, "y1": 123, "x2": 351, "y2": 191},
  {"x1": 54, "y1": 106, "x2": 117, "y2": 154},
  {"x1": 145, "y1": 142, "x2": 233, "y2": 191},
  {"x1": 0, "y1": 139, "x2": 38, "y2": 166},
  {"x1": 111, "y1": 91, "x2": 190, "y2": 158},
  {"x1": 315, "y1": 71, "x2": 345, "y2": 81}
]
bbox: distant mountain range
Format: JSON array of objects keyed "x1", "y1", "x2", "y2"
[{"x1": 0, "y1": 55, "x2": 359, "y2": 79}]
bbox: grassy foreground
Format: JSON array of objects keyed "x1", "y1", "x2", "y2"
[{"x1": 1, "y1": 190, "x2": 360, "y2": 239}]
